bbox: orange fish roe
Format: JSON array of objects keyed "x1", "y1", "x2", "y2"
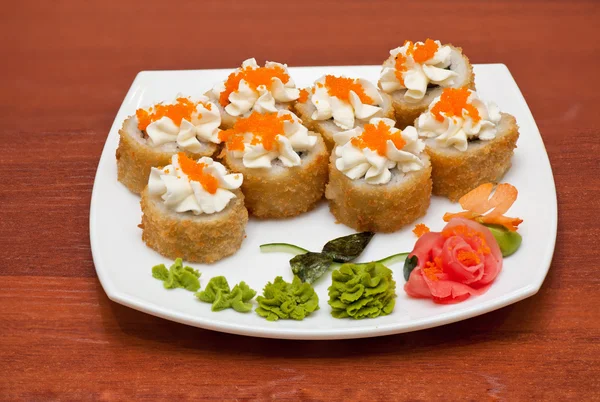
[
  {"x1": 457, "y1": 250, "x2": 481, "y2": 266},
  {"x1": 219, "y1": 112, "x2": 293, "y2": 152},
  {"x1": 136, "y1": 97, "x2": 199, "y2": 131},
  {"x1": 442, "y1": 224, "x2": 491, "y2": 255},
  {"x1": 423, "y1": 256, "x2": 443, "y2": 281},
  {"x1": 324, "y1": 75, "x2": 374, "y2": 105},
  {"x1": 219, "y1": 64, "x2": 290, "y2": 107},
  {"x1": 411, "y1": 39, "x2": 439, "y2": 63},
  {"x1": 177, "y1": 152, "x2": 218, "y2": 194},
  {"x1": 394, "y1": 39, "x2": 439, "y2": 84},
  {"x1": 430, "y1": 87, "x2": 481, "y2": 123},
  {"x1": 394, "y1": 53, "x2": 408, "y2": 86},
  {"x1": 413, "y1": 223, "x2": 430, "y2": 237},
  {"x1": 351, "y1": 120, "x2": 406, "y2": 156},
  {"x1": 298, "y1": 88, "x2": 309, "y2": 103}
]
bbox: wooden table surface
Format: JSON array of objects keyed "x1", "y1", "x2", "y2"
[{"x1": 2, "y1": 0, "x2": 599, "y2": 400}]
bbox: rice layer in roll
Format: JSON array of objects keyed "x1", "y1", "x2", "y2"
[
  {"x1": 140, "y1": 153, "x2": 248, "y2": 263},
  {"x1": 325, "y1": 117, "x2": 432, "y2": 232},
  {"x1": 293, "y1": 75, "x2": 395, "y2": 151},
  {"x1": 416, "y1": 87, "x2": 519, "y2": 201},
  {"x1": 206, "y1": 58, "x2": 300, "y2": 129},
  {"x1": 117, "y1": 96, "x2": 221, "y2": 194},
  {"x1": 219, "y1": 110, "x2": 329, "y2": 218},
  {"x1": 379, "y1": 40, "x2": 475, "y2": 129}
]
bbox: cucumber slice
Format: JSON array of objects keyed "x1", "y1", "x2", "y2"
[
  {"x1": 376, "y1": 252, "x2": 409, "y2": 266},
  {"x1": 259, "y1": 243, "x2": 309, "y2": 256}
]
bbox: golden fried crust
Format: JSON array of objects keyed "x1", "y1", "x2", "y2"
[
  {"x1": 140, "y1": 188, "x2": 248, "y2": 263},
  {"x1": 222, "y1": 134, "x2": 329, "y2": 219},
  {"x1": 325, "y1": 158, "x2": 432, "y2": 233},
  {"x1": 380, "y1": 45, "x2": 476, "y2": 129},
  {"x1": 116, "y1": 117, "x2": 218, "y2": 194},
  {"x1": 293, "y1": 90, "x2": 395, "y2": 152},
  {"x1": 425, "y1": 113, "x2": 519, "y2": 201}
]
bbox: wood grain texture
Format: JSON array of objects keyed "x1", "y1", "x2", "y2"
[{"x1": 1, "y1": 0, "x2": 599, "y2": 400}]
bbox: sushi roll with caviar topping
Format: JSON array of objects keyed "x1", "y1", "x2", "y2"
[
  {"x1": 294, "y1": 75, "x2": 394, "y2": 150},
  {"x1": 219, "y1": 110, "x2": 328, "y2": 218},
  {"x1": 117, "y1": 96, "x2": 221, "y2": 194},
  {"x1": 207, "y1": 58, "x2": 300, "y2": 128},
  {"x1": 140, "y1": 153, "x2": 247, "y2": 263},
  {"x1": 416, "y1": 87, "x2": 519, "y2": 201},
  {"x1": 379, "y1": 39, "x2": 475, "y2": 129},
  {"x1": 325, "y1": 117, "x2": 432, "y2": 232}
]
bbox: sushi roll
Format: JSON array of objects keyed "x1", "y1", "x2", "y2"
[
  {"x1": 207, "y1": 58, "x2": 300, "y2": 129},
  {"x1": 219, "y1": 110, "x2": 328, "y2": 218},
  {"x1": 293, "y1": 75, "x2": 395, "y2": 151},
  {"x1": 140, "y1": 153, "x2": 247, "y2": 263},
  {"x1": 416, "y1": 87, "x2": 519, "y2": 201},
  {"x1": 116, "y1": 96, "x2": 221, "y2": 194},
  {"x1": 378, "y1": 39, "x2": 475, "y2": 129},
  {"x1": 325, "y1": 117, "x2": 432, "y2": 232}
]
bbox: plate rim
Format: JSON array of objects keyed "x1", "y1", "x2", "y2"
[{"x1": 90, "y1": 63, "x2": 557, "y2": 340}]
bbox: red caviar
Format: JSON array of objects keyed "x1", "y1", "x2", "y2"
[
  {"x1": 219, "y1": 64, "x2": 290, "y2": 107},
  {"x1": 442, "y1": 224, "x2": 491, "y2": 255},
  {"x1": 413, "y1": 223, "x2": 430, "y2": 237},
  {"x1": 423, "y1": 256, "x2": 443, "y2": 281},
  {"x1": 136, "y1": 97, "x2": 200, "y2": 131},
  {"x1": 430, "y1": 87, "x2": 481, "y2": 123},
  {"x1": 324, "y1": 75, "x2": 374, "y2": 105},
  {"x1": 219, "y1": 112, "x2": 292, "y2": 152},
  {"x1": 351, "y1": 120, "x2": 406, "y2": 156},
  {"x1": 298, "y1": 88, "x2": 309, "y2": 103},
  {"x1": 177, "y1": 152, "x2": 218, "y2": 194}
]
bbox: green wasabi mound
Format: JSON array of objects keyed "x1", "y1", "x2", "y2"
[
  {"x1": 195, "y1": 276, "x2": 256, "y2": 313},
  {"x1": 256, "y1": 276, "x2": 319, "y2": 321},
  {"x1": 328, "y1": 262, "x2": 396, "y2": 319},
  {"x1": 152, "y1": 258, "x2": 201, "y2": 291}
]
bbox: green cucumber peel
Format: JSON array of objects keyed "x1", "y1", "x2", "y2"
[{"x1": 259, "y1": 243, "x2": 309, "y2": 255}]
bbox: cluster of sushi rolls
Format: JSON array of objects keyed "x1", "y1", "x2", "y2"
[
  {"x1": 379, "y1": 39, "x2": 475, "y2": 129},
  {"x1": 416, "y1": 87, "x2": 519, "y2": 201},
  {"x1": 219, "y1": 110, "x2": 329, "y2": 219},
  {"x1": 117, "y1": 95, "x2": 222, "y2": 194},
  {"x1": 325, "y1": 117, "x2": 432, "y2": 233},
  {"x1": 140, "y1": 152, "x2": 248, "y2": 263},
  {"x1": 293, "y1": 75, "x2": 395, "y2": 151},
  {"x1": 207, "y1": 58, "x2": 300, "y2": 129}
]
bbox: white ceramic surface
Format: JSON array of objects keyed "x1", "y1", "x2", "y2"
[{"x1": 90, "y1": 64, "x2": 556, "y2": 340}]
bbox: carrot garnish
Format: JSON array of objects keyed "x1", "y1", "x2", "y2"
[{"x1": 443, "y1": 183, "x2": 523, "y2": 231}]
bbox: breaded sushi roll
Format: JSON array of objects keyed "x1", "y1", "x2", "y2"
[
  {"x1": 117, "y1": 96, "x2": 221, "y2": 194},
  {"x1": 379, "y1": 39, "x2": 475, "y2": 129},
  {"x1": 416, "y1": 87, "x2": 519, "y2": 201},
  {"x1": 140, "y1": 152, "x2": 247, "y2": 263},
  {"x1": 219, "y1": 110, "x2": 328, "y2": 218},
  {"x1": 207, "y1": 58, "x2": 300, "y2": 128},
  {"x1": 294, "y1": 75, "x2": 394, "y2": 151},
  {"x1": 325, "y1": 117, "x2": 432, "y2": 232}
]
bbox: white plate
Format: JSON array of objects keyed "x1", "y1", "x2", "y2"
[{"x1": 90, "y1": 64, "x2": 556, "y2": 340}]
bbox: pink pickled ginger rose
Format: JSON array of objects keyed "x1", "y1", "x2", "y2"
[{"x1": 404, "y1": 218, "x2": 502, "y2": 304}]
